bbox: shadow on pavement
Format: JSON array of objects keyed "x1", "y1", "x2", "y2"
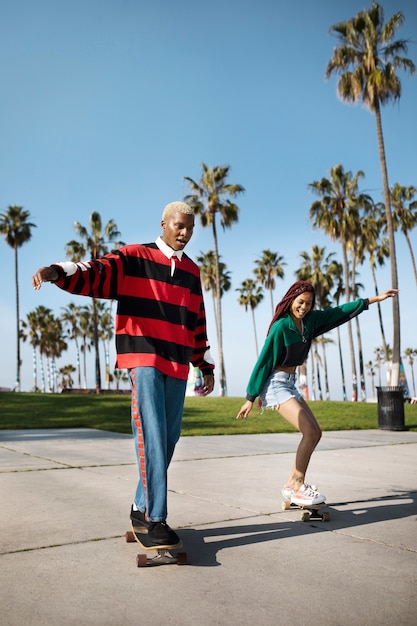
[{"x1": 175, "y1": 490, "x2": 417, "y2": 567}]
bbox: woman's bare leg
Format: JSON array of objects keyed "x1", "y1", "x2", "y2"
[{"x1": 277, "y1": 397, "x2": 321, "y2": 492}]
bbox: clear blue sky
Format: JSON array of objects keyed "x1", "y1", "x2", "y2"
[{"x1": 1, "y1": 0, "x2": 416, "y2": 399}]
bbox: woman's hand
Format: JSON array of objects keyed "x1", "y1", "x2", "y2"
[
  {"x1": 368, "y1": 289, "x2": 399, "y2": 305},
  {"x1": 378, "y1": 288, "x2": 399, "y2": 301},
  {"x1": 236, "y1": 400, "x2": 254, "y2": 420}
]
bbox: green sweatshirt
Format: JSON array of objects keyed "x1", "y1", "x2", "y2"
[{"x1": 245, "y1": 298, "x2": 369, "y2": 401}]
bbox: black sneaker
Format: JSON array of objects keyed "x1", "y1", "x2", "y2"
[
  {"x1": 130, "y1": 506, "x2": 150, "y2": 529},
  {"x1": 147, "y1": 522, "x2": 180, "y2": 546}
]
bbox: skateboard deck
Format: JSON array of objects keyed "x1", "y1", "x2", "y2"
[
  {"x1": 281, "y1": 500, "x2": 331, "y2": 522},
  {"x1": 126, "y1": 522, "x2": 187, "y2": 567}
]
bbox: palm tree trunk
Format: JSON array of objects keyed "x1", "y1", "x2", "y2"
[
  {"x1": 310, "y1": 351, "x2": 316, "y2": 401},
  {"x1": 212, "y1": 217, "x2": 227, "y2": 395},
  {"x1": 404, "y1": 232, "x2": 417, "y2": 287},
  {"x1": 75, "y1": 339, "x2": 81, "y2": 388},
  {"x1": 32, "y1": 347, "x2": 37, "y2": 391},
  {"x1": 92, "y1": 298, "x2": 101, "y2": 393},
  {"x1": 321, "y1": 343, "x2": 330, "y2": 400},
  {"x1": 342, "y1": 243, "x2": 357, "y2": 400},
  {"x1": 371, "y1": 373, "x2": 375, "y2": 399},
  {"x1": 355, "y1": 317, "x2": 366, "y2": 401},
  {"x1": 211, "y1": 295, "x2": 218, "y2": 337},
  {"x1": 374, "y1": 102, "x2": 401, "y2": 385},
  {"x1": 14, "y1": 246, "x2": 21, "y2": 391},
  {"x1": 370, "y1": 263, "x2": 388, "y2": 357},
  {"x1": 40, "y1": 354, "x2": 46, "y2": 393},
  {"x1": 82, "y1": 341, "x2": 88, "y2": 389},
  {"x1": 46, "y1": 359, "x2": 51, "y2": 393},
  {"x1": 315, "y1": 352, "x2": 323, "y2": 400},
  {"x1": 298, "y1": 360, "x2": 308, "y2": 400},
  {"x1": 336, "y1": 326, "x2": 347, "y2": 401},
  {"x1": 251, "y1": 309, "x2": 259, "y2": 357}
]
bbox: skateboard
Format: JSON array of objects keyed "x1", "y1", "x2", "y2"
[
  {"x1": 125, "y1": 522, "x2": 187, "y2": 567},
  {"x1": 281, "y1": 500, "x2": 331, "y2": 522}
]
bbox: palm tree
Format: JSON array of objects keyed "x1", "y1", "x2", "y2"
[
  {"x1": 351, "y1": 275, "x2": 366, "y2": 400},
  {"x1": 296, "y1": 245, "x2": 338, "y2": 399},
  {"x1": 197, "y1": 250, "x2": 232, "y2": 338},
  {"x1": 36, "y1": 307, "x2": 67, "y2": 392},
  {"x1": 326, "y1": 3, "x2": 415, "y2": 385},
  {"x1": 403, "y1": 348, "x2": 417, "y2": 396},
  {"x1": 0, "y1": 205, "x2": 36, "y2": 390},
  {"x1": 20, "y1": 309, "x2": 42, "y2": 391},
  {"x1": 65, "y1": 211, "x2": 123, "y2": 393},
  {"x1": 365, "y1": 360, "x2": 377, "y2": 399},
  {"x1": 61, "y1": 302, "x2": 83, "y2": 388},
  {"x1": 374, "y1": 346, "x2": 385, "y2": 387},
  {"x1": 184, "y1": 163, "x2": 245, "y2": 395},
  {"x1": 58, "y1": 364, "x2": 76, "y2": 391},
  {"x1": 78, "y1": 305, "x2": 92, "y2": 389},
  {"x1": 113, "y1": 368, "x2": 129, "y2": 391},
  {"x1": 296, "y1": 246, "x2": 336, "y2": 306},
  {"x1": 309, "y1": 349, "x2": 316, "y2": 401},
  {"x1": 43, "y1": 315, "x2": 67, "y2": 393},
  {"x1": 97, "y1": 301, "x2": 114, "y2": 390},
  {"x1": 313, "y1": 340, "x2": 323, "y2": 400},
  {"x1": 32, "y1": 306, "x2": 55, "y2": 392},
  {"x1": 236, "y1": 279, "x2": 264, "y2": 357},
  {"x1": 331, "y1": 262, "x2": 348, "y2": 401},
  {"x1": 389, "y1": 183, "x2": 417, "y2": 286},
  {"x1": 355, "y1": 203, "x2": 390, "y2": 359},
  {"x1": 253, "y1": 250, "x2": 286, "y2": 316},
  {"x1": 375, "y1": 343, "x2": 393, "y2": 387},
  {"x1": 309, "y1": 164, "x2": 369, "y2": 400}
]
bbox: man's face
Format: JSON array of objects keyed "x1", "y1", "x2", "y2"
[{"x1": 161, "y1": 212, "x2": 195, "y2": 251}]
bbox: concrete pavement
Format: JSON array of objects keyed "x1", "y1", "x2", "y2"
[{"x1": 1, "y1": 427, "x2": 417, "y2": 625}]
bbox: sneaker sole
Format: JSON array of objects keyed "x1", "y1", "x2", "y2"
[{"x1": 290, "y1": 499, "x2": 326, "y2": 507}]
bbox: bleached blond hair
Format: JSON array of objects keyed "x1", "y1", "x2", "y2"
[{"x1": 162, "y1": 201, "x2": 194, "y2": 221}]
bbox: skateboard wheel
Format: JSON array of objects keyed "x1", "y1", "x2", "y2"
[
  {"x1": 126, "y1": 531, "x2": 135, "y2": 543},
  {"x1": 176, "y1": 552, "x2": 187, "y2": 565},
  {"x1": 136, "y1": 554, "x2": 148, "y2": 567},
  {"x1": 282, "y1": 501, "x2": 291, "y2": 511},
  {"x1": 321, "y1": 511, "x2": 331, "y2": 522},
  {"x1": 301, "y1": 511, "x2": 311, "y2": 522}
]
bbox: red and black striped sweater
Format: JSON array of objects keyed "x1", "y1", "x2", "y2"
[{"x1": 51, "y1": 240, "x2": 215, "y2": 380}]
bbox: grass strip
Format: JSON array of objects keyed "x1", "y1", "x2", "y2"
[{"x1": 1, "y1": 392, "x2": 416, "y2": 435}]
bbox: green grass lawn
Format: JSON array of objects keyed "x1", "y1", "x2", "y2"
[{"x1": 1, "y1": 392, "x2": 416, "y2": 435}]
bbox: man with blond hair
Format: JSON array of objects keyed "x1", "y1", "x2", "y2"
[{"x1": 32, "y1": 201, "x2": 215, "y2": 546}]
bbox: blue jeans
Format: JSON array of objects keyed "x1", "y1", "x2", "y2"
[{"x1": 129, "y1": 367, "x2": 187, "y2": 522}]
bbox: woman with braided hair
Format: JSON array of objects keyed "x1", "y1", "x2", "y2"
[{"x1": 237, "y1": 280, "x2": 398, "y2": 506}]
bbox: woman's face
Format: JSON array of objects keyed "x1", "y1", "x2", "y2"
[{"x1": 290, "y1": 292, "x2": 314, "y2": 320}]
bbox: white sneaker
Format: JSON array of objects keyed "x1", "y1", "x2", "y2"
[
  {"x1": 281, "y1": 485, "x2": 293, "y2": 501},
  {"x1": 291, "y1": 484, "x2": 326, "y2": 506}
]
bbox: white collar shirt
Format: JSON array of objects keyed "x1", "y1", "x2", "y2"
[{"x1": 155, "y1": 236, "x2": 184, "y2": 276}]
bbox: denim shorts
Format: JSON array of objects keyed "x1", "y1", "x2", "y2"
[{"x1": 259, "y1": 370, "x2": 303, "y2": 409}]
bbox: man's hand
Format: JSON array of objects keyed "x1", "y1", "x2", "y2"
[
  {"x1": 32, "y1": 266, "x2": 59, "y2": 290},
  {"x1": 201, "y1": 374, "x2": 215, "y2": 396}
]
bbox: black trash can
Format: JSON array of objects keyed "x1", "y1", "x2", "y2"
[{"x1": 376, "y1": 386, "x2": 405, "y2": 431}]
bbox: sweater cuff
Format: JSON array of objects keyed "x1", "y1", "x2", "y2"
[
  {"x1": 50, "y1": 264, "x2": 66, "y2": 282},
  {"x1": 200, "y1": 367, "x2": 214, "y2": 377},
  {"x1": 363, "y1": 298, "x2": 369, "y2": 310},
  {"x1": 246, "y1": 394, "x2": 256, "y2": 402}
]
